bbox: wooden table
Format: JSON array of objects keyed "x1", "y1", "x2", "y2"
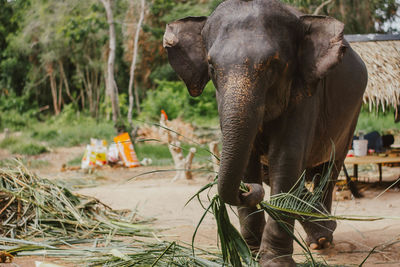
[{"x1": 344, "y1": 155, "x2": 400, "y2": 182}]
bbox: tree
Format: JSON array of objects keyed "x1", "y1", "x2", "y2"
[
  {"x1": 101, "y1": 0, "x2": 121, "y2": 123},
  {"x1": 2, "y1": 0, "x2": 111, "y2": 116},
  {"x1": 282, "y1": 0, "x2": 399, "y2": 33},
  {"x1": 127, "y1": 0, "x2": 146, "y2": 124},
  {"x1": 0, "y1": 0, "x2": 29, "y2": 98}
]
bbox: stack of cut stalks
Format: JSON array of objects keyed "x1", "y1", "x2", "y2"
[
  {"x1": 0, "y1": 164, "x2": 152, "y2": 239},
  {"x1": 0, "y1": 163, "x2": 224, "y2": 266}
]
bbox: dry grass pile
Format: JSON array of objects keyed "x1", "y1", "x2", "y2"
[
  {"x1": 0, "y1": 162, "x2": 225, "y2": 266},
  {"x1": 0, "y1": 163, "x2": 152, "y2": 239},
  {"x1": 1, "y1": 237, "x2": 224, "y2": 266}
]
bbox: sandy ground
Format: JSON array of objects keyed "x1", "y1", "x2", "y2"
[{"x1": 1, "y1": 146, "x2": 400, "y2": 266}]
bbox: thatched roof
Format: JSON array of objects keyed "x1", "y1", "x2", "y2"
[{"x1": 346, "y1": 34, "x2": 400, "y2": 112}]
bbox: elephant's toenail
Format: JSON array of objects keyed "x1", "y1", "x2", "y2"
[{"x1": 318, "y1": 237, "x2": 327, "y2": 245}]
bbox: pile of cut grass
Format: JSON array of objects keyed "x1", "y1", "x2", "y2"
[
  {"x1": 0, "y1": 162, "x2": 226, "y2": 266},
  {"x1": 0, "y1": 162, "x2": 153, "y2": 239},
  {"x1": 2, "y1": 238, "x2": 224, "y2": 266}
]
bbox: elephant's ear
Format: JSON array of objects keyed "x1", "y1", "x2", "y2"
[
  {"x1": 163, "y1": 16, "x2": 209, "y2": 97},
  {"x1": 297, "y1": 15, "x2": 347, "y2": 95}
]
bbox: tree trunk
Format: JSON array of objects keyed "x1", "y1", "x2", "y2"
[
  {"x1": 57, "y1": 73, "x2": 63, "y2": 112},
  {"x1": 101, "y1": 0, "x2": 120, "y2": 123},
  {"x1": 80, "y1": 89, "x2": 85, "y2": 110},
  {"x1": 85, "y1": 67, "x2": 94, "y2": 115},
  {"x1": 128, "y1": 0, "x2": 145, "y2": 124},
  {"x1": 59, "y1": 60, "x2": 77, "y2": 107},
  {"x1": 47, "y1": 63, "x2": 60, "y2": 115}
]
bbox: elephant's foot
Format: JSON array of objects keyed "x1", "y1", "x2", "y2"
[
  {"x1": 238, "y1": 206, "x2": 265, "y2": 255},
  {"x1": 246, "y1": 241, "x2": 261, "y2": 255},
  {"x1": 242, "y1": 235, "x2": 260, "y2": 255},
  {"x1": 302, "y1": 220, "x2": 337, "y2": 250},
  {"x1": 259, "y1": 251, "x2": 296, "y2": 267}
]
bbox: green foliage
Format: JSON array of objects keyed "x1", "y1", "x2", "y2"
[
  {"x1": 208, "y1": 0, "x2": 225, "y2": 11},
  {"x1": 140, "y1": 80, "x2": 218, "y2": 122},
  {"x1": 356, "y1": 108, "x2": 400, "y2": 134},
  {"x1": 186, "y1": 82, "x2": 219, "y2": 120},
  {"x1": 31, "y1": 117, "x2": 116, "y2": 147},
  {"x1": 0, "y1": 136, "x2": 49, "y2": 155},
  {"x1": 0, "y1": 0, "x2": 398, "y2": 125},
  {"x1": 134, "y1": 141, "x2": 213, "y2": 166},
  {"x1": 0, "y1": 136, "x2": 19, "y2": 149},
  {"x1": 0, "y1": 93, "x2": 39, "y2": 131},
  {"x1": 0, "y1": 103, "x2": 116, "y2": 148},
  {"x1": 0, "y1": 0, "x2": 129, "y2": 117},
  {"x1": 10, "y1": 143, "x2": 49, "y2": 155},
  {"x1": 0, "y1": 91, "x2": 37, "y2": 114},
  {"x1": 282, "y1": 0, "x2": 399, "y2": 34},
  {"x1": 0, "y1": 110, "x2": 35, "y2": 131},
  {"x1": 140, "y1": 80, "x2": 187, "y2": 120},
  {"x1": 135, "y1": 143, "x2": 173, "y2": 166},
  {"x1": 160, "y1": 1, "x2": 210, "y2": 23},
  {"x1": 149, "y1": 64, "x2": 178, "y2": 84}
]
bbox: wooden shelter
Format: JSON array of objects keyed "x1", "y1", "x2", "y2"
[{"x1": 345, "y1": 34, "x2": 400, "y2": 113}]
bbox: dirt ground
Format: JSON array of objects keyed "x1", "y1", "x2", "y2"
[{"x1": 1, "y1": 146, "x2": 400, "y2": 267}]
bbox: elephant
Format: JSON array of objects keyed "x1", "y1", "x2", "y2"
[{"x1": 163, "y1": 0, "x2": 368, "y2": 266}]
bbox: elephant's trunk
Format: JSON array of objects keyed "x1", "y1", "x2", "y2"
[{"x1": 217, "y1": 79, "x2": 265, "y2": 207}]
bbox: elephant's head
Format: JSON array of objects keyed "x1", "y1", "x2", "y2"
[{"x1": 163, "y1": 0, "x2": 346, "y2": 207}]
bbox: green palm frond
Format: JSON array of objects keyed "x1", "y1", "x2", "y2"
[{"x1": 190, "y1": 150, "x2": 395, "y2": 266}]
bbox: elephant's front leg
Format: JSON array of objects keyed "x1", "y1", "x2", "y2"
[
  {"x1": 238, "y1": 146, "x2": 266, "y2": 253},
  {"x1": 259, "y1": 157, "x2": 303, "y2": 267},
  {"x1": 299, "y1": 161, "x2": 342, "y2": 250}
]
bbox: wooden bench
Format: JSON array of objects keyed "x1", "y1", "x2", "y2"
[{"x1": 344, "y1": 155, "x2": 400, "y2": 182}]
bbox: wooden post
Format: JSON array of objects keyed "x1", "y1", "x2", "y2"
[
  {"x1": 159, "y1": 114, "x2": 196, "y2": 181},
  {"x1": 209, "y1": 141, "x2": 220, "y2": 174}
]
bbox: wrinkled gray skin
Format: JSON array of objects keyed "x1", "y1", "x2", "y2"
[{"x1": 163, "y1": 0, "x2": 367, "y2": 266}]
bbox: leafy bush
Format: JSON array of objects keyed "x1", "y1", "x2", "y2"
[
  {"x1": 0, "y1": 110, "x2": 36, "y2": 131},
  {"x1": 0, "y1": 136, "x2": 48, "y2": 155},
  {"x1": 140, "y1": 80, "x2": 218, "y2": 122},
  {"x1": 0, "y1": 94, "x2": 38, "y2": 131},
  {"x1": 135, "y1": 143, "x2": 173, "y2": 166},
  {"x1": 31, "y1": 118, "x2": 116, "y2": 147},
  {"x1": 356, "y1": 107, "x2": 400, "y2": 134},
  {"x1": 25, "y1": 104, "x2": 118, "y2": 147},
  {"x1": 149, "y1": 64, "x2": 178, "y2": 84},
  {"x1": 31, "y1": 129, "x2": 59, "y2": 140},
  {"x1": 0, "y1": 136, "x2": 19, "y2": 149},
  {"x1": 10, "y1": 143, "x2": 49, "y2": 155}
]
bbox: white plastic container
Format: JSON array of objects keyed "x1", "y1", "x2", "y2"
[{"x1": 353, "y1": 140, "x2": 368, "y2": 156}]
